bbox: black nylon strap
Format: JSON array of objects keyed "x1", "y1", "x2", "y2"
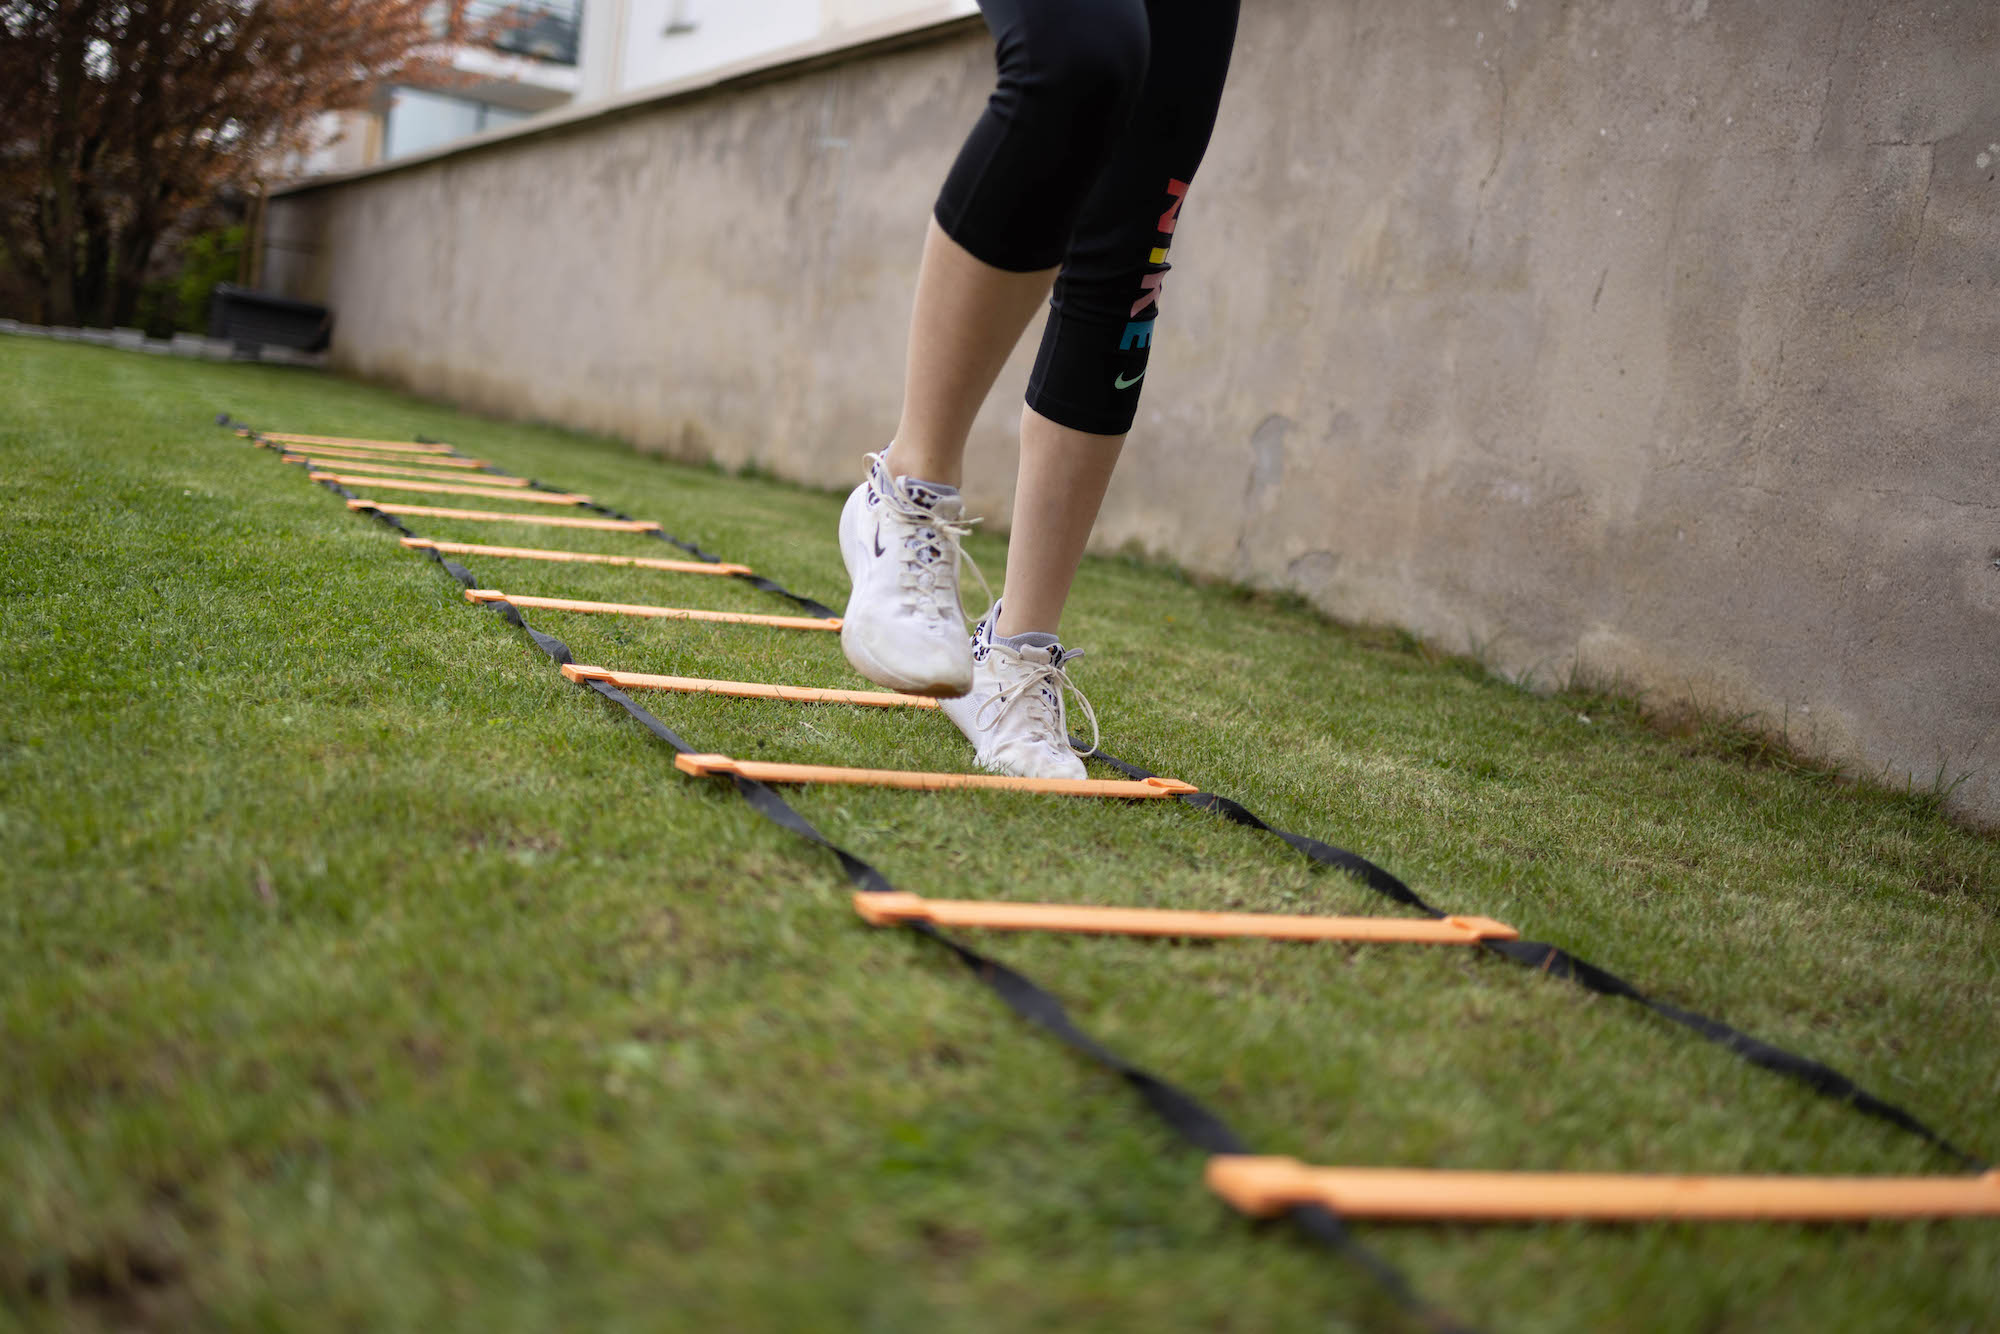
[
  {"x1": 226, "y1": 417, "x2": 842, "y2": 620},
  {"x1": 232, "y1": 412, "x2": 1991, "y2": 1170},
  {"x1": 392, "y1": 554, "x2": 1463, "y2": 1329},
  {"x1": 207, "y1": 412, "x2": 1464, "y2": 1330},
  {"x1": 571, "y1": 689, "x2": 1463, "y2": 1327},
  {"x1": 571, "y1": 492, "x2": 840, "y2": 619},
  {"x1": 225, "y1": 409, "x2": 1994, "y2": 1328},
  {"x1": 1085, "y1": 743, "x2": 1991, "y2": 1173}
]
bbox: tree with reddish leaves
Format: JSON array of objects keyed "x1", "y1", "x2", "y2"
[{"x1": 0, "y1": 1, "x2": 474, "y2": 327}]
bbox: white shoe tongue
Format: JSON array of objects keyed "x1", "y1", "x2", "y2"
[{"x1": 1000, "y1": 636, "x2": 1064, "y2": 660}]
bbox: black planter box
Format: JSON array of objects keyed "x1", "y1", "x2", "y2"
[{"x1": 208, "y1": 285, "x2": 332, "y2": 353}]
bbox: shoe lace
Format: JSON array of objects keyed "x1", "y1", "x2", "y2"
[
  {"x1": 871, "y1": 451, "x2": 991, "y2": 625},
  {"x1": 974, "y1": 645, "x2": 1101, "y2": 759}
]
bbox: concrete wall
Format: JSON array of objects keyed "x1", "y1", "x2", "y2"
[{"x1": 264, "y1": 0, "x2": 2000, "y2": 826}]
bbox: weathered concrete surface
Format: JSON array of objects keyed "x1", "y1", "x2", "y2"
[{"x1": 266, "y1": 0, "x2": 2000, "y2": 826}]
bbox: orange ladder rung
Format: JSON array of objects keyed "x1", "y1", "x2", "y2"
[
  {"x1": 280, "y1": 443, "x2": 491, "y2": 469},
  {"x1": 346, "y1": 501, "x2": 658, "y2": 532},
  {"x1": 1203, "y1": 1156, "x2": 2000, "y2": 1222},
  {"x1": 675, "y1": 752, "x2": 1198, "y2": 798},
  {"x1": 850, "y1": 891, "x2": 1516, "y2": 942},
  {"x1": 312, "y1": 473, "x2": 589, "y2": 505},
  {"x1": 401, "y1": 538, "x2": 749, "y2": 576},
  {"x1": 262, "y1": 432, "x2": 456, "y2": 453},
  {"x1": 467, "y1": 591, "x2": 837, "y2": 630},
  {"x1": 304, "y1": 459, "x2": 529, "y2": 487},
  {"x1": 565, "y1": 663, "x2": 937, "y2": 707}
]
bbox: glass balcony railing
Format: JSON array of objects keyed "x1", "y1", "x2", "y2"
[{"x1": 455, "y1": 0, "x2": 583, "y2": 66}]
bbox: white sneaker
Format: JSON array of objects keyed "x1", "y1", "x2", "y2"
[
  {"x1": 939, "y1": 603, "x2": 1101, "y2": 780},
  {"x1": 839, "y1": 449, "x2": 984, "y2": 696}
]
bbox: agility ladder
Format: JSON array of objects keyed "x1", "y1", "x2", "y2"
[{"x1": 217, "y1": 417, "x2": 1997, "y2": 1332}]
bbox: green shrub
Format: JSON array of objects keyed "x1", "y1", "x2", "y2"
[{"x1": 134, "y1": 224, "x2": 245, "y2": 337}]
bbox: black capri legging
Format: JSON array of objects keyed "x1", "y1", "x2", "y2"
[{"x1": 933, "y1": 0, "x2": 1241, "y2": 436}]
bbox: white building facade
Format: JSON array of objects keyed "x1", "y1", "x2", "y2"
[
  {"x1": 575, "y1": 0, "x2": 976, "y2": 102},
  {"x1": 292, "y1": 0, "x2": 974, "y2": 178},
  {"x1": 296, "y1": 1, "x2": 584, "y2": 176}
]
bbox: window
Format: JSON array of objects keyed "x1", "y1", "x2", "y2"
[{"x1": 383, "y1": 88, "x2": 533, "y2": 160}]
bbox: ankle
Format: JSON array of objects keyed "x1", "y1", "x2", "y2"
[
  {"x1": 994, "y1": 610, "x2": 1058, "y2": 640},
  {"x1": 883, "y1": 437, "x2": 962, "y2": 490}
]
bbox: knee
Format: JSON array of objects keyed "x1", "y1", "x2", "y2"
[{"x1": 1001, "y1": 4, "x2": 1151, "y2": 124}]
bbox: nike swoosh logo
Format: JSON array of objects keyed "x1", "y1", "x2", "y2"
[
  {"x1": 1114, "y1": 369, "x2": 1146, "y2": 389},
  {"x1": 872, "y1": 524, "x2": 886, "y2": 557}
]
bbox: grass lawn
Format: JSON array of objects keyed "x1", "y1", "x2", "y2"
[{"x1": 3, "y1": 335, "x2": 1996, "y2": 1333}]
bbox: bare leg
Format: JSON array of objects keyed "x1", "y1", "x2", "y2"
[
  {"x1": 994, "y1": 406, "x2": 1126, "y2": 637},
  {"x1": 886, "y1": 218, "x2": 1058, "y2": 488}
]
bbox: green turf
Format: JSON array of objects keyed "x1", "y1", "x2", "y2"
[{"x1": 3, "y1": 336, "x2": 1996, "y2": 1333}]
